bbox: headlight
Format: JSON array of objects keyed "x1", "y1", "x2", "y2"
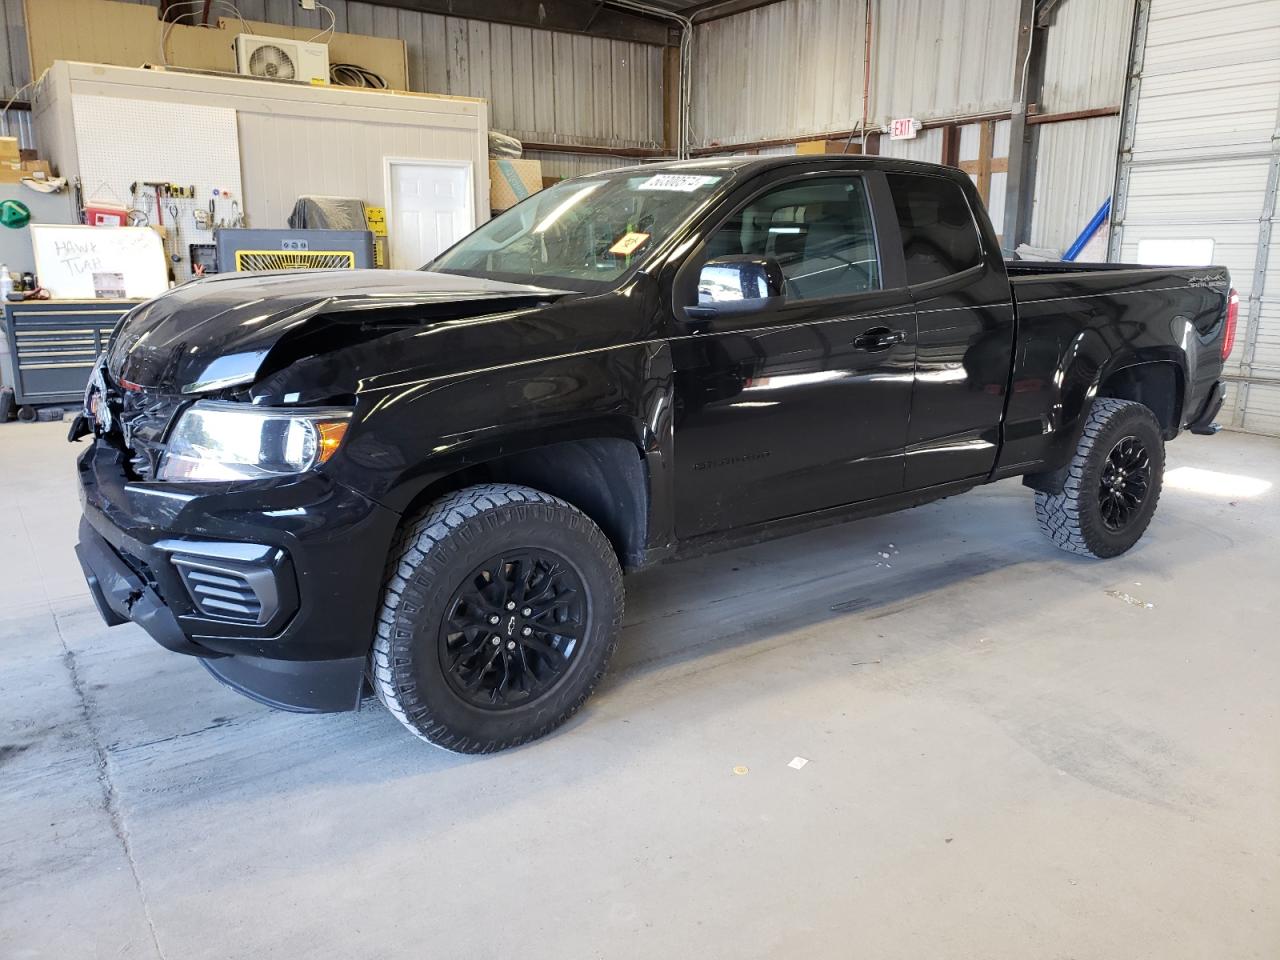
[{"x1": 158, "y1": 401, "x2": 351, "y2": 481}]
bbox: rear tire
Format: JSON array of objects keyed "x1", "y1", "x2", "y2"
[
  {"x1": 1034, "y1": 398, "x2": 1165, "y2": 558},
  {"x1": 371, "y1": 483, "x2": 623, "y2": 753}
]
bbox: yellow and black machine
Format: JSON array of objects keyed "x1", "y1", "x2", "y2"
[{"x1": 213, "y1": 229, "x2": 376, "y2": 273}]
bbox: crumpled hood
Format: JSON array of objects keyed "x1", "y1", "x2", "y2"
[{"x1": 106, "y1": 269, "x2": 563, "y2": 393}]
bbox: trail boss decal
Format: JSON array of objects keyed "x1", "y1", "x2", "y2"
[{"x1": 692, "y1": 451, "x2": 772, "y2": 471}]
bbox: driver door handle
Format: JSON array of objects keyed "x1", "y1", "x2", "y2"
[{"x1": 852, "y1": 327, "x2": 906, "y2": 351}]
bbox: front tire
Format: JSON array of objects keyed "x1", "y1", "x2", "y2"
[
  {"x1": 371, "y1": 483, "x2": 624, "y2": 752},
  {"x1": 1034, "y1": 398, "x2": 1165, "y2": 558}
]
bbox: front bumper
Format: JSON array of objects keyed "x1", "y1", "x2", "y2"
[{"x1": 75, "y1": 441, "x2": 401, "y2": 712}]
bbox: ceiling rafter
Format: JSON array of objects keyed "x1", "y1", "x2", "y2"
[{"x1": 362, "y1": 0, "x2": 680, "y2": 45}]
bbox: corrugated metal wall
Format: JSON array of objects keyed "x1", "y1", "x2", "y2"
[
  {"x1": 0, "y1": 106, "x2": 35, "y2": 150},
  {"x1": 4, "y1": 0, "x2": 665, "y2": 149},
  {"x1": 690, "y1": 0, "x2": 871, "y2": 148},
  {"x1": 524, "y1": 150, "x2": 643, "y2": 181},
  {"x1": 1029, "y1": 113, "x2": 1121, "y2": 253},
  {"x1": 877, "y1": 127, "x2": 944, "y2": 162},
  {"x1": 1, "y1": 0, "x2": 31, "y2": 101},
  {"x1": 395, "y1": 18, "x2": 664, "y2": 148},
  {"x1": 688, "y1": 0, "x2": 1131, "y2": 260},
  {"x1": 871, "y1": 0, "x2": 1018, "y2": 126},
  {"x1": 1028, "y1": 0, "x2": 1133, "y2": 255},
  {"x1": 1039, "y1": 0, "x2": 1132, "y2": 112},
  {"x1": 696, "y1": 143, "x2": 800, "y2": 160},
  {"x1": 690, "y1": 0, "x2": 1019, "y2": 150}
]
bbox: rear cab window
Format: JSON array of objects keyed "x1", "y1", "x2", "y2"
[{"x1": 885, "y1": 173, "x2": 985, "y2": 285}]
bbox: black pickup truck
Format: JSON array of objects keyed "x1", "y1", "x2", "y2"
[{"x1": 71, "y1": 156, "x2": 1235, "y2": 752}]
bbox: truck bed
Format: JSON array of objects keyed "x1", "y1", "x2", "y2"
[
  {"x1": 1003, "y1": 259, "x2": 1223, "y2": 300},
  {"x1": 993, "y1": 258, "x2": 1232, "y2": 475},
  {"x1": 1004, "y1": 259, "x2": 1228, "y2": 309}
]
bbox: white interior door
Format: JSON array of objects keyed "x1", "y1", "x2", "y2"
[{"x1": 385, "y1": 159, "x2": 474, "y2": 270}]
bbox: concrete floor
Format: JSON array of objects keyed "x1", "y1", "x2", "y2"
[{"x1": 1, "y1": 421, "x2": 1277, "y2": 960}]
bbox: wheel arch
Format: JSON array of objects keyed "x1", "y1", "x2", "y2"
[
  {"x1": 1019, "y1": 315, "x2": 1189, "y2": 488},
  {"x1": 397, "y1": 433, "x2": 652, "y2": 571},
  {"x1": 1097, "y1": 359, "x2": 1185, "y2": 440}
]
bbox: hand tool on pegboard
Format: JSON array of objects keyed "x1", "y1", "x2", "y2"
[{"x1": 143, "y1": 181, "x2": 167, "y2": 226}]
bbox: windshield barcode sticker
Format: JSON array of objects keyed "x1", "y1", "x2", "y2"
[{"x1": 636, "y1": 174, "x2": 720, "y2": 192}]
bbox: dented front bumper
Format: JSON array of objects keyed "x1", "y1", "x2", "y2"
[
  {"x1": 76, "y1": 516, "x2": 197, "y2": 655},
  {"x1": 74, "y1": 440, "x2": 402, "y2": 712}
]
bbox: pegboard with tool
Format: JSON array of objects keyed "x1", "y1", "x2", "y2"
[
  {"x1": 70, "y1": 95, "x2": 244, "y2": 282},
  {"x1": 122, "y1": 181, "x2": 246, "y2": 279},
  {"x1": 116, "y1": 180, "x2": 243, "y2": 280}
]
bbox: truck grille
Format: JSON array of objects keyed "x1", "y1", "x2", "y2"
[
  {"x1": 170, "y1": 556, "x2": 278, "y2": 625},
  {"x1": 119, "y1": 393, "x2": 185, "y2": 481},
  {"x1": 90, "y1": 371, "x2": 185, "y2": 481}
]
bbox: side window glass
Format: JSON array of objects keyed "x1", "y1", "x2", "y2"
[
  {"x1": 703, "y1": 176, "x2": 881, "y2": 301},
  {"x1": 886, "y1": 173, "x2": 984, "y2": 285}
]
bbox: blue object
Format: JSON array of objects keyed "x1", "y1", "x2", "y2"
[{"x1": 1064, "y1": 197, "x2": 1111, "y2": 261}]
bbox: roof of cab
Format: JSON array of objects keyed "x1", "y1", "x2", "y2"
[{"x1": 590, "y1": 154, "x2": 967, "y2": 181}]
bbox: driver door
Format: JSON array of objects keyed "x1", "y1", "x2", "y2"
[{"x1": 668, "y1": 170, "x2": 917, "y2": 539}]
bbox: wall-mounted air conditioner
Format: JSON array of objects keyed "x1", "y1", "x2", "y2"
[{"x1": 233, "y1": 35, "x2": 329, "y2": 85}]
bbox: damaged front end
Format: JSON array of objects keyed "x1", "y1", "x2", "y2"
[
  {"x1": 69, "y1": 269, "x2": 561, "y2": 711},
  {"x1": 98, "y1": 269, "x2": 564, "y2": 403},
  {"x1": 75, "y1": 270, "x2": 563, "y2": 473}
]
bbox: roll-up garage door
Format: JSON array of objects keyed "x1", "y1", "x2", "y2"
[{"x1": 1110, "y1": 0, "x2": 1280, "y2": 435}]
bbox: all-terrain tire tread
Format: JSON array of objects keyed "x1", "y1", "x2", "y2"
[
  {"x1": 1033, "y1": 398, "x2": 1163, "y2": 558},
  {"x1": 370, "y1": 483, "x2": 623, "y2": 753}
]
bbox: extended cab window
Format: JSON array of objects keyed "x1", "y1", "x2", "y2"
[
  {"x1": 886, "y1": 173, "x2": 984, "y2": 285},
  {"x1": 704, "y1": 176, "x2": 880, "y2": 300}
]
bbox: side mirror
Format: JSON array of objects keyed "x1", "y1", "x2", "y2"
[{"x1": 687, "y1": 255, "x2": 785, "y2": 318}]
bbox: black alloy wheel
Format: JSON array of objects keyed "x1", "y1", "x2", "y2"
[
  {"x1": 1034, "y1": 397, "x2": 1165, "y2": 559},
  {"x1": 440, "y1": 550, "x2": 587, "y2": 710},
  {"x1": 1098, "y1": 435, "x2": 1151, "y2": 531},
  {"x1": 371, "y1": 483, "x2": 623, "y2": 753}
]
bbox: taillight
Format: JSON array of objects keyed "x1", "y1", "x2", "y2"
[{"x1": 1222, "y1": 288, "x2": 1239, "y2": 360}]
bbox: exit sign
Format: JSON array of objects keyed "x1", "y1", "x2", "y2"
[{"x1": 889, "y1": 118, "x2": 918, "y2": 140}]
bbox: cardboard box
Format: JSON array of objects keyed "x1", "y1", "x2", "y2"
[
  {"x1": 0, "y1": 137, "x2": 20, "y2": 163},
  {"x1": 0, "y1": 160, "x2": 54, "y2": 184},
  {"x1": 490, "y1": 158, "x2": 543, "y2": 211},
  {"x1": 796, "y1": 139, "x2": 860, "y2": 155}
]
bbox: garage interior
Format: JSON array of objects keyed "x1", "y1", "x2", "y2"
[{"x1": 1, "y1": 0, "x2": 1278, "y2": 957}]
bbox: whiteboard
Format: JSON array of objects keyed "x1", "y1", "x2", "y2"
[{"x1": 30, "y1": 224, "x2": 169, "y2": 299}]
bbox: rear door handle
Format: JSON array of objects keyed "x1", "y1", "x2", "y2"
[{"x1": 852, "y1": 327, "x2": 906, "y2": 351}]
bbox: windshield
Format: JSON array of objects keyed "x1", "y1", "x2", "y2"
[{"x1": 427, "y1": 168, "x2": 730, "y2": 291}]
